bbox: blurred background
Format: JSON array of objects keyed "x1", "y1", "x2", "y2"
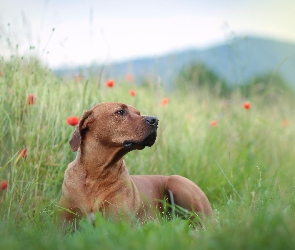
[{"x1": 1, "y1": 0, "x2": 295, "y2": 88}]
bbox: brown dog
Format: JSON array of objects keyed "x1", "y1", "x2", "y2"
[{"x1": 59, "y1": 102, "x2": 212, "y2": 225}]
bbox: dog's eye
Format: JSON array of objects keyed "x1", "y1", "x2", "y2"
[{"x1": 115, "y1": 109, "x2": 126, "y2": 116}]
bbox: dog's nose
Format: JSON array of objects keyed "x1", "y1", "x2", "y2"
[{"x1": 145, "y1": 116, "x2": 159, "y2": 127}]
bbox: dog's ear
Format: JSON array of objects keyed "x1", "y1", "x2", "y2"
[{"x1": 69, "y1": 110, "x2": 94, "y2": 152}]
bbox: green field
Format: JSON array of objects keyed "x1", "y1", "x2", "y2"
[{"x1": 1, "y1": 56, "x2": 295, "y2": 249}]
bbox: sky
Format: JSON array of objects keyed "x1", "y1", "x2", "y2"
[{"x1": 0, "y1": 0, "x2": 294, "y2": 68}]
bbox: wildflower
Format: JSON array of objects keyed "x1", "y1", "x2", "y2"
[
  {"x1": 27, "y1": 94, "x2": 37, "y2": 105},
  {"x1": 129, "y1": 89, "x2": 136, "y2": 96},
  {"x1": 67, "y1": 116, "x2": 79, "y2": 126},
  {"x1": 210, "y1": 120, "x2": 218, "y2": 127},
  {"x1": 15, "y1": 148, "x2": 28, "y2": 163},
  {"x1": 1, "y1": 180, "x2": 8, "y2": 190},
  {"x1": 0, "y1": 72, "x2": 2, "y2": 77},
  {"x1": 19, "y1": 148, "x2": 27, "y2": 159},
  {"x1": 243, "y1": 102, "x2": 251, "y2": 109},
  {"x1": 282, "y1": 120, "x2": 290, "y2": 127},
  {"x1": 161, "y1": 97, "x2": 169, "y2": 106},
  {"x1": 125, "y1": 74, "x2": 134, "y2": 82},
  {"x1": 74, "y1": 74, "x2": 83, "y2": 82},
  {"x1": 105, "y1": 79, "x2": 115, "y2": 88}
]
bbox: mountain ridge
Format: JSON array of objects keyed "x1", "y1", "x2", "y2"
[{"x1": 55, "y1": 36, "x2": 295, "y2": 88}]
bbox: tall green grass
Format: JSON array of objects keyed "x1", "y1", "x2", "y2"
[{"x1": 1, "y1": 56, "x2": 295, "y2": 249}]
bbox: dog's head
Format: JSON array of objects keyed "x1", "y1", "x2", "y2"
[{"x1": 69, "y1": 102, "x2": 158, "y2": 152}]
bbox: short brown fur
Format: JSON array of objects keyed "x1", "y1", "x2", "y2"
[{"x1": 59, "y1": 102, "x2": 212, "y2": 225}]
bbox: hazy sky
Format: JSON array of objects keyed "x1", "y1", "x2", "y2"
[{"x1": 1, "y1": 0, "x2": 294, "y2": 68}]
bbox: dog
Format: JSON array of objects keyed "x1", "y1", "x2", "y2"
[{"x1": 59, "y1": 102, "x2": 212, "y2": 226}]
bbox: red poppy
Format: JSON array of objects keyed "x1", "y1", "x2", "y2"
[
  {"x1": 125, "y1": 74, "x2": 134, "y2": 82},
  {"x1": 1, "y1": 180, "x2": 8, "y2": 190},
  {"x1": 27, "y1": 94, "x2": 37, "y2": 105},
  {"x1": 243, "y1": 102, "x2": 251, "y2": 109},
  {"x1": 74, "y1": 74, "x2": 83, "y2": 82},
  {"x1": 0, "y1": 72, "x2": 2, "y2": 77},
  {"x1": 129, "y1": 89, "x2": 136, "y2": 96},
  {"x1": 161, "y1": 97, "x2": 169, "y2": 106},
  {"x1": 282, "y1": 120, "x2": 290, "y2": 127},
  {"x1": 105, "y1": 79, "x2": 115, "y2": 88},
  {"x1": 19, "y1": 148, "x2": 27, "y2": 159},
  {"x1": 66, "y1": 116, "x2": 79, "y2": 126},
  {"x1": 210, "y1": 120, "x2": 218, "y2": 127}
]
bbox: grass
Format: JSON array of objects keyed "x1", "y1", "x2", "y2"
[{"x1": 1, "y1": 55, "x2": 295, "y2": 249}]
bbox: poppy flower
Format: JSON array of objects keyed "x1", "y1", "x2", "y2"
[
  {"x1": 161, "y1": 97, "x2": 169, "y2": 106},
  {"x1": 125, "y1": 74, "x2": 134, "y2": 82},
  {"x1": 105, "y1": 79, "x2": 115, "y2": 88},
  {"x1": 74, "y1": 74, "x2": 83, "y2": 82},
  {"x1": 1, "y1": 180, "x2": 8, "y2": 190},
  {"x1": 27, "y1": 94, "x2": 37, "y2": 105},
  {"x1": 129, "y1": 89, "x2": 136, "y2": 96},
  {"x1": 0, "y1": 72, "x2": 2, "y2": 77},
  {"x1": 15, "y1": 148, "x2": 28, "y2": 163},
  {"x1": 243, "y1": 102, "x2": 251, "y2": 109},
  {"x1": 210, "y1": 120, "x2": 218, "y2": 127},
  {"x1": 19, "y1": 148, "x2": 27, "y2": 159},
  {"x1": 66, "y1": 116, "x2": 79, "y2": 126},
  {"x1": 282, "y1": 120, "x2": 290, "y2": 127}
]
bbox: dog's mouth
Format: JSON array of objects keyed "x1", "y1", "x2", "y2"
[{"x1": 123, "y1": 131, "x2": 157, "y2": 150}]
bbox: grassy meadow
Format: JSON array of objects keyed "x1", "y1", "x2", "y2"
[{"x1": 1, "y1": 56, "x2": 295, "y2": 249}]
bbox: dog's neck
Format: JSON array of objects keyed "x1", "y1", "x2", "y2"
[{"x1": 76, "y1": 143, "x2": 130, "y2": 182}]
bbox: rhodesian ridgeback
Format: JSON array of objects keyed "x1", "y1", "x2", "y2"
[{"x1": 59, "y1": 102, "x2": 212, "y2": 225}]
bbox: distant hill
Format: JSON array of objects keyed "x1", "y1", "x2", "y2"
[{"x1": 55, "y1": 36, "x2": 295, "y2": 88}]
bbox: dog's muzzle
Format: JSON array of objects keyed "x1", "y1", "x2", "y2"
[{"x1": 123, "y1": 116, "x2": 159, "y2": 149}]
